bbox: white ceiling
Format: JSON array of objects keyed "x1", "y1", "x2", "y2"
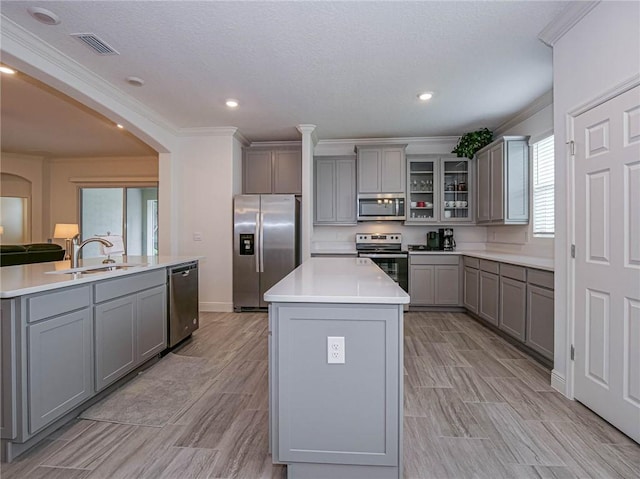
[{"x1": 1, "y1": 1, "x2": 567, "y2": 155}]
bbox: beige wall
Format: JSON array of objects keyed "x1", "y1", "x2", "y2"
[
  {"x1": 0, "y1": 152, "x2": 45, "y2": 241},
  {"x1": 46, "y1": 155, "x2": 158, "y2": 243}
]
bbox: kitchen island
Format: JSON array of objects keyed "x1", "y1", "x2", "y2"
[
  {"x1": 265, "y1": 257, "x2": 409, "y2": 479},
  {"x1": 0, "y1": 255, "x2": 199, "y2": 461}
]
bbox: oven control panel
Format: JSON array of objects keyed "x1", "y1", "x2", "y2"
[{"x1": 356, "y1": 233, "x2": 402, "y2": 245}]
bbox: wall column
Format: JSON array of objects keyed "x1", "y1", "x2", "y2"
[{"x1": 297, "y1": 124, "x2": 317, "y2": 261}]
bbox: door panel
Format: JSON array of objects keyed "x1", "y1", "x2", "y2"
[
  {"x1": 574, "y1": 84, "x2": 640, "y2": 442},
  {"x1": 233, "y1": 195, "x2": 260, "y2": 309},
  {"x1": 244, "y1": 150, "x2": 273, "y2": 194},
  {"x1": 490, "y1": 144, "x2": 504, "y2": 221},
  {"x1": 259, "y1": 195, "x2": 296, "y2": 308}
]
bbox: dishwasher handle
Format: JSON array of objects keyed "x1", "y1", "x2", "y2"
[{"x1": 169, "y1": 262, "x2": 198, "y2": 276}]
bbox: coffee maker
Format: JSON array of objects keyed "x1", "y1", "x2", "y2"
[{"x1": 438, "y1": 228, "x2": 455, "y2": 251}]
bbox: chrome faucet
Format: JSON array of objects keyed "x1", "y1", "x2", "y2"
[{"x1": 70, "y1": 234, "x2": 113, "y2": 269}]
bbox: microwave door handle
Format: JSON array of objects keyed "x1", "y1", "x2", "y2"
[{"x1": 255, "y1": 213, "x2": 260, "y2": 273}]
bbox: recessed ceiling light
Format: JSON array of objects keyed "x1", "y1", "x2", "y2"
[
  {"x1": 126, "y1": 76, "x2": 145, "y2": 87},
  {"x1": 27, "y1": 6, "x2": 61, "y2": 25},
  {"x1": 0, "y1": 66, "x2": 16, "y2": 75},
  {"x1": 116, "y1": 124, "x2": 124, "y2": 129},
  {"x1": 226, "y1": 99, "x2": 239, "y2": 108},
  {"x1": 418, "y1": 92, "x2": 433, "y2": 101}
]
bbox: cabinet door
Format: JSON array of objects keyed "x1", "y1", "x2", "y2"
[
  {"x1": 244, "y1": 150, "x2": 273, "y2": 194},
  {"x1": 434, "y1": 265, "x2": 460, "y2": 305},
  {"x1": 28, "y1": 309, "x2": 92, "y2": 434},
  {"x1": 505, "y1": 140, "x2": 529, "y2": 222},
  {"x1": 1, "y1": 300, "x2": 17, "y2": 439},
  {"x1": 314, "y1": 159, "x2": 336, "y2": 223},
  {"x1": 479, "y1": 272, "x2": 499, "y2": 326},
  {"x1": 463, "y1": 266, "x2": 479, "y2": 313},
  {"x1": 138, "y1": 286, "x2": 167, "y2": 362},
  {"x1": 441, "y1": 158, "x2": 471, "y2": 222},
  {"x1": 381, "y1": 148, "x2": 405, "y2": 193},
  {"x1": 95, "y1": 295, "x2": 136, "y2": 392},
  {"x1": 526, "y1": 285, "x2": 554, "y2": 360},
  {"x1": 409, "y1": 265, "x2": 435, "y2": 305},
  {"x1": 499, "y1": 277, "x2": 526, "y2": 341},
  {"x1": 490, "y1": 143, "x2": 504, "y2": 221},
  {"x1": 335, "y1": 159, "x2": 356, "y2": 223},
  {"x1": 476, "y1": 150, "x2": 491, "y2": 223},
  {"x1": 358, "y1": 149, "x2": 382, "y2": 193},
  {"x1": 274, "y1": 149, "x2": 302, "y2": 194}
]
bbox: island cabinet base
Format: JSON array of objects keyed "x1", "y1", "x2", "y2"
[{"x1": 269, "y1": 302, "x2": 403, "y2": 479}]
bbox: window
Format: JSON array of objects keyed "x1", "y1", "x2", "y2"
[{"x1": 532, "y1": 135, "x2": 554, "y2": 237}]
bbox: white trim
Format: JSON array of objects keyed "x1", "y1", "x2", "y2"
[
  {"x1": 494, "y1": 91, "x2": 553, "y2": 138},
  {"x1": 551, "y1": 369, "x2": 566, "y2": 394},
  {"x1": 297, "y1": 124, "x2": 319, "y2": 147},
  {"x1": 317, "y1": 136, "x2": 458, "y2": 148},
  {"x1": 68, "y1": 176, "x2": 158, "y2": 183},
  {"x1": 538, "y1": 1, "x2": 600, "y2": 47},
  {"x1": 177, "y1": 126, "x2": 249, "y2": 146},
  {"x1": 199, "y1": 301, "x2": 233, "y2": 312},
  {"x1": 247, "y1": 140, "x2": 302, "y2": 148},
  {"x1": 565, "y1": 76, "x2": 640, "y2": 401}
]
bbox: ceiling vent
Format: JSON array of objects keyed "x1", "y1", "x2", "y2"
[{"x1": 71, "y1": 33, "x2": 119, "y2": 55}]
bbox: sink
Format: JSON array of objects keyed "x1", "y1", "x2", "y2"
[{"x1": 45, "y1": 263, "x2": 148, "y2": 275}]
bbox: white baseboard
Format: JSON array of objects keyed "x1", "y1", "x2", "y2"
[
  {"x1": 551, "y1": 369, "x2": 566, "y2": 395},
  {"x1": 199, "y1": 302, "x2": 233, "y2": 312}
]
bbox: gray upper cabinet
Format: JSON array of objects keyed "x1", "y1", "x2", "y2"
[
  {"x1": 314, "y1": 156, "x2": 357, "y2": 225},
  {"x1": 476, "y1": 136, "x2": 529, "y2": 225},
  {"x1": 356, "y1": 144, "x2": 406, "y2": 194},
  {"x1": 244, "y1": 146, "x2": 302, "y2": 194},
  {"x1": 28, "y1": 308, "x2": 93, "y2": 434}
]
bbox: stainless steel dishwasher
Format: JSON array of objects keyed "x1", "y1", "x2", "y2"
[{"x1": 168, "y1": 261, "x2": 199, "y2": 348}]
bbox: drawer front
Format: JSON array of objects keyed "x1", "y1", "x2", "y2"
[
  {"x1": 479, "y1": 259, "x2": 499, "y2": 274},
  {"x1": 500, "y1": 263, "x2": 526, "y2": 282},
  {"x1": 94, "y1": 269, "x2": 166, "y2": 303},
  {"x1": 27, "y1": 286, "x2": 91, "y2": 323},
  {"x1": 463, "y1": 256, "x2": 480, "y2": 269},
  {"x1": 410, "y1": 255, "x2": 460, "y2": 266},
  {"x1": 527, "y1": 269, "x2": 554, "y2": 289}
]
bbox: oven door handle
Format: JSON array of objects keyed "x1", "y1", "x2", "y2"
[{"x1": 359, "y1": 253, "x2": 407, "y2": 259}]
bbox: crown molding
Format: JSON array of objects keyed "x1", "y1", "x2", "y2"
[
  {"x1": 494, "y1": 90, "x2": 553, "y2": 137},
  {"x1": 0, "y1": 15, "x2": 179, "y2": 148},
  {"x1": 178, "y1": 126, "x2": 249, "y2": 144},
  {"x1": 317, "y1": 136, "x2": 459, "y2": 148},
  {"x1": 248, "y1": 140, "x2": 303, "y2": 148},
  {"x1": 538, "y1": 1, "x2": 600, "y2": 47}
]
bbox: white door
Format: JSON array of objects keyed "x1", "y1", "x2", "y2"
[{"x1": 573, "y1": 84, "x2": 640, "y2": 442}]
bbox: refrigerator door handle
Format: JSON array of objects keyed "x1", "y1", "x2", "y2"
[
  {"x1": 255, "y1": 212, "x2": 261, "y2": 273},
  {"x1": 259, "y1": 212, "x2": 265, "y2": 273}
]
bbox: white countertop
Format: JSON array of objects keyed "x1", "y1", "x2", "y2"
[
  {"x1": 0, "y1": 256, "x2": 201, "y2": 298},
  {"x1": 409, "y1": 250, "x2": 554, "y2": 271},
  {"x1": 264, "y1": 257, "x2": 410, "y2": 304}
]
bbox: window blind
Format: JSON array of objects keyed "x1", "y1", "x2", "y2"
[{"x1": 532, "y1": 135, "x2": 554, "y2": 236}]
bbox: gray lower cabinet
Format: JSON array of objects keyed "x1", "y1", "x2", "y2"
[
  {"x1": 409, "y1": 255, "x2": 460, "y2": 306},
  {"x1": 526, "y1": 283, "x2": 554, "y2": 360},
  {"x1": 478, "y1": 271, "x2": 499, "y2": 326},
  {"x1": 270, "y1": 302, "x2": 402, "y2": 478},
  {"x1": 94, "y1": 274, "x2": 167, "y2": 392},
  {"x1": 463, "y1": 258, "x2": 479, "y2": 314},
  {"x1": 1, "y1": 300, "x2": 17, "y2": 440},
  {"x1": 95, "y1": 296, "x2": 136, "y2": 391},
  {"x1": 28, "y1": 308, "x2": 93, "y2": 434},
  {"x1": 314, "y1": 156, "x2": 357, "y2": 225},
  {"x1": 499, "y1": 277, "x2": 527, "y2": 341}
]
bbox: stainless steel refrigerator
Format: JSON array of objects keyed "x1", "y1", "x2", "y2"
[{"x1": 233, "y1": 195, "x2": 300, "y2": 311}]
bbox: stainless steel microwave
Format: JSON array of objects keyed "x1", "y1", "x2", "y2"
[{"x1": 357, "y1": 194, "x2": 406, "y2": 221}]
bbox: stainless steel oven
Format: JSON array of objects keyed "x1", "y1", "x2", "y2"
[
  {"x1": 357, "y1": 194, "x2": 405, "y2": 221},
  {"x1": 356, "y1": 233, "x2": 408, "y2": 292}
]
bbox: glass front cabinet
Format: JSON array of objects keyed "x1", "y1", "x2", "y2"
[{"x1": 406, "y1": 155, "x2": 473, "y2": 224}]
